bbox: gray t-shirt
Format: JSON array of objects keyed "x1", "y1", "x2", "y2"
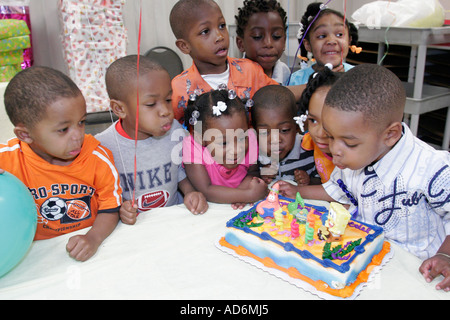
[{"x1": 95, "y1": 120, "x2": 187, "y2": 211}]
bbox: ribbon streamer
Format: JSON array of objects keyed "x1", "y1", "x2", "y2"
[{"x1": 132, "y1": 0, "x2": 143, "y2": 207}]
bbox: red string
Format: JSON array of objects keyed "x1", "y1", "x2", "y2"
[{"x1": 132, "y1": 1, "x2": 142, "y2": 207}]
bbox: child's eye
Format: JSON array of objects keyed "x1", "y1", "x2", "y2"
[
  {"x1": 344, "y1": 142, "x2": 358, "y2": 148},
  {"x1": 58, "y1": 127, "x2": 68, "y2": 133},
  {"x1": 251, "y1": 35, "x2": 262, "y2": 41},
  {"x1": 272, "y1": 34, "x2": 283, "y2": 40},
  {"x1": 258, "y1": 130, "x2": 268, "y2": 136},
  {"x1": 219, "y1": 23, "x2": 226, "y2": 30},
  {"x1": 308, "y1": 118, "x2": 318, "y2": 125},
  {"x1": 280, "y1": 128, "x2": 291, "y2": 134},
  {"x1": 200, "y1": 29, "x2": 209, "y2": 35},
  {"x1": 78, "y1": 120, "x2": 86, "y2": 126}
]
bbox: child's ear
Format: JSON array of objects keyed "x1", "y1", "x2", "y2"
[
  {"x1": 13, "y1": 124, "x2": 33, "y2": 144},
  {"x1": 236, "y1": 37, "x2": 245, "y2": 53},
  {"x1": 303, "y1": 38, "x2": 312, "y2": 53},
  {"x1": 175, "y1": 39, "x2": 191, "y2": 55},
  {"x1": 110, "y1": 99, "x2": 127, "y2": 119},
  {"x1": 383, "y1": 122, "x2": 403, "y2": 148}
]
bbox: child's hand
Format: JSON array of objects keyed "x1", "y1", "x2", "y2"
[
  {"x1": 249, "y1": 176, "x2": 269, "y2": 201},
  {"x1": 277, "y1": 180, "x2": 299, "y2": 199},
  {"x1": 260, "y1": 164, "x2": 277, "y2": 184},
  {"x1": 66, "y1": 233, "x2": 100, "y2": 262},
  {"x1": 231, "y1": 202, "x2": 249, "y2": 210},
  {"x1": 419, "y1": 253, "x2": 450, "y2": 292},
  {"x1": 0, "y1": 169, "x2": 4, "y2": 174},
  {"x1": 184, "y1": 191, "x2": 208, "y2": 215},
  {"x1": 120, "y1": 200, "x2": 138, "y2": 225},
  {"x1": 332, "y1": 64, "x2": 345, "y2": 73},
  {"x1": 294, "y1": 169, "x2": 310, "y2": 186},
  {"x1": 261, "y1": 175, "x2": 275, "y2": 185}
]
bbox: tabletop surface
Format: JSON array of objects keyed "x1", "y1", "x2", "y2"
[{"x1": 0, "y1": 201, "x2": 448, "y2": 300}]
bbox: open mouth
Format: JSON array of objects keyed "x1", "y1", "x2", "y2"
[{"x1": 216, "y1": 47, "x2": 228, "y2": 56}]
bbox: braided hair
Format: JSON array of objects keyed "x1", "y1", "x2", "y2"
[
  {"x1": 184, "y1": 89, "x2": 248, "y2": 134},
  {"x1": 235, "y1": 0, "x2": 287, "y2": 38},
  {"x1": 298, "y1": 2, "x2": 359, "y2": 60},
  {"x1": 297, "y1": 66, "x2": 342, "y2": 117}
]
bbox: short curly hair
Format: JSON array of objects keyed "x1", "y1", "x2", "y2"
[
  {"x1": 170, "y1": 0, "x2": 219, "y2": 40},
  {"x1": 4, "y1": 66, "x2": 82, "y2": 128},
  {"x1": 251, "y1": 85, "x2": 296, "y2": 128},
  {"x1": 235, "y1": 0, "x2": 287, "y2": 38},
  {"x1": 325, "y1": 64, "x2": 406, "y2": 126},
  {"x1": 105, "y1": 54, "x2": 166, "y2": 102}
]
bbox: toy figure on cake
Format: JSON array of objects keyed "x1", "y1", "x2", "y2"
[
  {"x1": 318, "y1": 202, "x2": 351, "y2": 242},
  {"x1": 218, "y1": 185, "x2": 391, "y2": 298},
  {"x1": 256, "y1": 182, "x2": 281, "y2": 218}
]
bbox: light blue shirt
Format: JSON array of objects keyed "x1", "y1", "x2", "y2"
[
  {"x1": 288, "y1": 62, "x2": 354, "y2": 85},
  {"x1": 323, "y1": 124, "x2": 450, "y2": 260}
]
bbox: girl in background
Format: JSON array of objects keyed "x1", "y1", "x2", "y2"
[
  {"x1": 289, "y1": 2, "x2": 360, "y2": 85},
  {"x1": 281, "y1": 64, "x2": 341, "y2": 198}
]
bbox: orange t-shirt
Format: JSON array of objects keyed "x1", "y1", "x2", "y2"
[
  {"x1": 171, "y1": 56, "x2": 279, "y2": 122},
  {"x1": 0, "y1": 135, "x2": 122, "y2": 240},
  {"x1": 301, "y1": 132, "x2": 335, "y2": 183}
]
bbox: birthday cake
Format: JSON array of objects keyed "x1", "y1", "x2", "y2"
[{"x1": 217, "y1": 182, "x2": 391, "y2": 299}]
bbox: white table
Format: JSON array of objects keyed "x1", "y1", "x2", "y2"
[{"x1": 0, "y1": 201, "x2": 448, "y2": 300}]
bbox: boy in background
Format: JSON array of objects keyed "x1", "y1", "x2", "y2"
[
  {"x1": 1, "y1": 66, "x2": 121, "y2": 262},
  {"x1": 251, "y1": 85, "x2": 317, "y2": 185},
  {"x1": 169, "y1": 0, "x2": 304, "y2": 123},
  {"x1": 235, "y1": 0, "x2": 291, "y2": 85}
]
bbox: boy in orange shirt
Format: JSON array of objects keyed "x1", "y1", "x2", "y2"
[
  {"x1": 169, "y1": 0, "x2": 304, "y2": 123},
  {"x1": 0, "y1": 66, "x2": 122, "y2": 262}
]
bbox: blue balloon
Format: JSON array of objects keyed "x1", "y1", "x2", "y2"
[{"x1": 0, "y1": 171, "x2": 37, "y2": 278}]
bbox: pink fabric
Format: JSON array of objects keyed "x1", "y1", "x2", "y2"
[{"x1": 182, "y1": 129, "x2": 258, "y2": 188}]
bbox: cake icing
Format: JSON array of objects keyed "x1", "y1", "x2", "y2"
[{"x1": 218, "y1": 182, "x2": 391, "y2": 298}]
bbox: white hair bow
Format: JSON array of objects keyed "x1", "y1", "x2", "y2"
[
  {"x1": 294, "y1": 111, "x2": 308, "y2": 133},
  {"x1": 212, "y1": 101, "x2": 227, "y2": 116}
]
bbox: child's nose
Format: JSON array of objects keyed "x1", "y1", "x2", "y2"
[
  {"x1": 72, "y1": 126, "x2": 84, "y2": 142},
  {"x1": 263, "y1": 35, "x2": 273, "y2": 48},
  {"x1": 316, "y1": 125, "x2": 327, "y2": 138},
  {"x1": 329, "y1": 141, "x2": 341, "y2": 157},
  {"x1": 215, "y1": 30, "x2": 224, "y2": 42},
  {"x1": 159, "y1": 102, "x2": 172, "y2": 117}
]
